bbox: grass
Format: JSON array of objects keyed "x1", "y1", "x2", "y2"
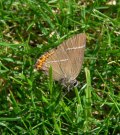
[{"x1": 0, "y1": 0, "x2": 120, "y2": 134}]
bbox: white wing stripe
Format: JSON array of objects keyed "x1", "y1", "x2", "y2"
[
  {"x1": 46, "y1": 59, "x2": 68, "y2": 63},
  {"x1": 66, "y1": 44, "x2": 85, "y2": 51}
]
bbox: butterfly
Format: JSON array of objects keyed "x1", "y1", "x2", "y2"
[{"x1": 35, "y1": 33, "x2": 86, "y2": 88}]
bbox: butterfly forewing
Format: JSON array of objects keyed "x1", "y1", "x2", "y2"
[{"x1": 59, "y1": 33, "x2": 86, "y2": 81}]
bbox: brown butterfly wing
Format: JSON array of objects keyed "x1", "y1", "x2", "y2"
[
  {"x1": 37, "y1": 44, "x2": 72, "y2": 81},
  {"x1": 61, "y1": 33, "x2": 86, "y2": 81},
  {"x1": 35, "y1": 33, "x2": 86, "y2": 82}
]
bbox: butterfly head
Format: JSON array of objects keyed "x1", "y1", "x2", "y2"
[{"x1": 60, "y1": 78, "x2": 79, "y2": 91}]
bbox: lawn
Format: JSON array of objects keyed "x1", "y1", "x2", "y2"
[{"x1": 0, "y1": 0, "x2": 120, "y2": 134}]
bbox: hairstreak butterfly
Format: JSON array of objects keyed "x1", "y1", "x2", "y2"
[{"x1": 35, "y1": 33, "x2": 86, "y2": 88}]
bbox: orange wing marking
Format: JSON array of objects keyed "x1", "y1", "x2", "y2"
[{"x1": 35, "y1": 51, "x2": 54, "y2": 70}]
